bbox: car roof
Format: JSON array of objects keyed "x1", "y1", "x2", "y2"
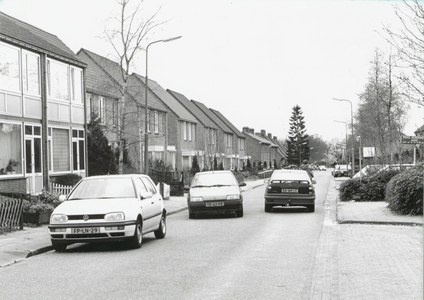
[
  {"x1": 194, "y1": 171, "x2": 233, "y2": 176},
  {"x1": 271, "y1": 169, "x2": 310, "y2": 181},
  {"x1": 84, "y1": 174, "x2": 149, "y2": 180}
]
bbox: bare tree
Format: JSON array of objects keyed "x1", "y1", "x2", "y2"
[
  {"x1": 383, "y1": 0, "x2": 424, "y2": 106},
  {"x1": 103, "y1": 0, "x2": 163, "y2": 174}
]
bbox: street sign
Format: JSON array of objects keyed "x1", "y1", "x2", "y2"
[{"x1": 401, "y1": 135, "x2": 424, "y2": 144}]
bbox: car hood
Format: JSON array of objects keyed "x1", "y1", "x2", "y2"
[
  {"x1": 189, "y1": 186, "x2": 240, "y2": 201},
  {"x1": 53, "y1": 198, "x2": 135, "y2": 215}
]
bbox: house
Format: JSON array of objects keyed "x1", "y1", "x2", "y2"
[
  {"x1": 167, "y1": 90, "x2": 219, "y2": 170},
  {"x1": 242, "y1": 127, "x2": 277, "y2": 168},
  {"x1": 0, "y1": 12, "x2": 87, "y2": 194},
  {"x1": 136, "y1": 74, "x2": 199, "y2": 171},
  {"x1": 191, "y1": 100, "x2": 236, "y2": 170},
  {"x1": 259, "y1": 130, "x2": 286, "y2": 168},
  {"x1": 76, "y1": 49, "x2": 169, "y2": 173},
  {"x1": 210, "y1": 108, "x2": 247, "y2": 171}
]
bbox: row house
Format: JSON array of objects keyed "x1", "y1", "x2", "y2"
[
  {"x1": 257, "y1": 129, "x2": 285, "y2": 168},
  {"x1": 143, "y1": 76, "x2": 199, "y2": 170},
  {"x1": 191, "y1": 100, "x2": 236, "y2": 170},
  {"x1": 77, "y1": 49, "x2": 169, "y2": 173},
  {"x1": 167, "y1": 90, "x2": 219, "y2": 170},
  {"x1": 0, "y1": 12, "x2": 87, "y2": 194},
  {"x1": 210, "y1": 108, "x2": 247, "y2": 170}
]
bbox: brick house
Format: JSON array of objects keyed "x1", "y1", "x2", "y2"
[
  {"x1": 76, "y1": 49, "x2": 169, "y2": 173},
  {"x1": 0, "y1": 12, "x2": 87, "y2": 194},
  {"x1": 242, "y1": 127, "x2": 273, "y2": 168}
]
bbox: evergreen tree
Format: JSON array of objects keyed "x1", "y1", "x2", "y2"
[
  {"x1": 87, "y1": 114, "x2": 117, "y2": 176},
  {"x1": 286, "y1": 105, "x2": 310, "y2": 166}
]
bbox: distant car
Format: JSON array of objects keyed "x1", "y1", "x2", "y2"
[
  {"x1": 333, "y1": 165, "x2": 350, "y2": 177},
  {"x1": 264, "y1": 169, "x2": 316, "y2": 212},
  {"x1": 49, "y1": 174, "x2": 166, "y2": 252},
  {"x1": 187, "y1": 171, "x2": 246, "y2": 219},
  {"x1": 318, "y1": 165, "x2": 326, "y2": 171}
]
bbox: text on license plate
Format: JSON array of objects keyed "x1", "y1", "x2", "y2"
[
  {"x1": 206, "y1": 202, "x2": 224, "y2": 207},
  {"x1": 282, "y1": 189, "x2": 298, "y2": 193},
  {"x1": 71, "y1": 227, "x2": 100, "y2": 234}
]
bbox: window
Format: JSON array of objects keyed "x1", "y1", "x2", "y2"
[
  {"x1": 0, "y1": 43, "x2": 20, "y2": 92},
  {"x1": 183, "y1": 122, "x2": 187, "y2": 140},
  {"x1": 48, "y1": 59, "x2": 68, "y2": 100},
  {"x1": 154, "y1": 111, "x2": 159, "y2": 134},
  {"x1": 191, "y1": 123, "x2": 196, "y2": 142},
  {"x1": 71, "y1": 67, "x2": 83, "y2": 103},
  {"x1": 0, "y1": 122, "x2": 22, "y2": 176},
  {"x1": 141, "y1": 177, "x2": 157, "y2": 194},
  {"x1": 98, "y1": 97, "x2": 105, "y2": 123},
  {"x1": 52, "y1": 128, "x2": 70, "y2": 172},
  {"x1": 22, "y1": 51, "x2": 40, "y2": 95},
  {"x1": 72, "y1": 129, "x2": 85, "y2": 172},
  {"x1": 187, "y1": 123, "x2": 191, "y2": 141}
]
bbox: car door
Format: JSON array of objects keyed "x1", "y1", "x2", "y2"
[
  {"x1": 133, "y1": 177, "x2": 156, "y2": 232},
  {"x1": 141, "y1": 177, "x2": 162, "y2": 227}
]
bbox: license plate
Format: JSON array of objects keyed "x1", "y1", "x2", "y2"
[
  {"x1": 71, "y1": 227, "x2": 100, "y2": 234},
  {"x1": 206, "y1": 202, "x2": 224, "y2": 207},
  {"x1": 282, "y1": 189, "x2": 298, "y2": 193}
]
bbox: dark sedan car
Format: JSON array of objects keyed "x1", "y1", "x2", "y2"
[{"x1": 264, "y1": 169, "x2": 316, "y2": 212}]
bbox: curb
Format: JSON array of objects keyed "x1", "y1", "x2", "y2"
[
  {"x1": 167, "y1": 207, "x2": 188, "y2": 216},
  {"x1": 26, "y1": 245, "x2": 54, "y2": 258},
  {"x1": 337, "y1": 220, "x2": 423, "y2": 227}
]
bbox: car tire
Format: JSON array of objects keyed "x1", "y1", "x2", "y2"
[
  {"x1": 129, "y1": 218, "x2": 143, "y2": 249},
  {"x1": 307, "y1": 205, "x2": 315, "y2": 212},
  {"x1": 189, "y1": 212, "x2": 195, "y2": 219},
  {"x1": 154, "y1": 212, "x2": 166, "y2": 239},
  {"x1": 52, "y1": 241, "x2": 67, "y2": 252},
  {"x1": 265, "y1": 204, "x2": 272, "y2": 212},
  {"x1": 236, "y1": 205, "x2": 244, "y2": 218}
]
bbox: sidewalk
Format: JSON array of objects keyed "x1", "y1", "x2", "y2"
[{"x1": 1, "y1": 177, "x2": 422, "y2": 268}]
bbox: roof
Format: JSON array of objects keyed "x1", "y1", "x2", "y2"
[
  {"x1": 414, "y1": 124, "x2": 424, "y2": 135},
  {"x1": 167, "y1": 90, "x2": 218, "y2": 129},
  {"x1": 191, "y1": 100, "x2": 233, "y2": 134},
  {"x1": 132, "y1": 74, "x2": 197, "y2": 123},
  {"x1": 210, "y1": 109, "x2": 244, "y2": 139},
  {"x1": 0, "y1": 12, "x2": 84, "y2": 67},
  {"x1": 77, "y1": 49, "x2": 121, "y2": 99},
  {"x1": 128, "y1": 74, "x2": 169, "y2": 112},
  {"x1": 242, "y1": 131, "x2": 271, "y2": 145}
]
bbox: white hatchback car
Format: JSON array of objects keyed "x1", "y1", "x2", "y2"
[{"x1": 49, "y1": 174, "x2": 166, "y2": 251}]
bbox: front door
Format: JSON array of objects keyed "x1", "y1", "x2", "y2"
[{"x1": 25, "y1": 125, "x2": 42, "y2": 194}]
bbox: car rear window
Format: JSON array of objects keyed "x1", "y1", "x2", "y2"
[
  {"x1": 68, "y1": 178, "x2": 136, "y2": 200},
  {"x1": 191, "y1": 172, "x2": 237, "y2": 187}
]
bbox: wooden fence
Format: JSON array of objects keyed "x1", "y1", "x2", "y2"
[
  {"x1": 51, "y1": 183, "x2": 73, "y2": 196},
  {"x1": 0, "y1": 197, "x2": 23, "y2": 233}
]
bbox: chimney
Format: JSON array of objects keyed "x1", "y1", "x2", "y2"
[
  {"x1": 268, "y1": 133, "x2": 272, "y2": 139},
  {"x1": 248, "y1": 128, "x2": 254, "y2": 134},
  {"x1": 261, "y1": 129, "x2": 266, "y2": 137},
  {"x1": 273, "y1": 136, "x2": 277, "y2": 140},
  {"x1": 242, "y1": 127, "x2": 249, "y2": 133}
]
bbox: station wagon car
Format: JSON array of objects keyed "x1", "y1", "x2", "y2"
[
  {"x1": 49, "y1": 174, "x2": 166, "y2": 251},
  {"x1": 264, "y1": 169, "x2": 316, "y2": 212},
  {"x1": 187, "y1": 171, "x2": 246, "y2": 218}
]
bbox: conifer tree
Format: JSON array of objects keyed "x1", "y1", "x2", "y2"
[{"x1": 286, "y1": 105, "x2": 310, "y2": 166}]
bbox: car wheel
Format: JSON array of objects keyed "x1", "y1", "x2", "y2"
[
  {"x1": 307, "y1": 205, "x2": 315, "y2": 212},
  {"x1": 236, "y1": 205, "x2": 244, "y2": 217},
  {"x1": 265, "y1": 204, "x2": 272, "y2": 212},
  {"x1": 154, "y1": 212, "x2": 166, "y2": 239},
  {"x1": 129, "y1": 218, "x2": 143, "y2": 249},
  {"x1": 52, "y1": 241, "x2": 67, "y2": 252},
  {"x1": 189, "y1": 211, "x2": 195, "y2": 219}
]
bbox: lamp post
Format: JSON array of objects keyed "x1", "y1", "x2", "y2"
[
  {"x1": 334, "y1": 120, "x2": 349, "y2": 172},
  {"x1": 332, "y1": 98, "x2": 355, "y2": 177},
  {"x1": 144, "y1": 36, "x2": 182, "y2": 174}
]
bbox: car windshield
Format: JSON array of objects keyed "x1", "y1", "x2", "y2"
[
  {"x1": 68, "y1": 178, "x2": 136, "y2": 200},
  {"x1": 191, "y1": 173, "x2": 237, "y2": 188}
]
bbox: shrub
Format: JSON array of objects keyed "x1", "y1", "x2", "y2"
[
  {"x1": 386, "y1": 165, "x2": 423, "y2": 215},
  {"x1": 339, "y1": 168, "x2": 402, "y2": 202}
]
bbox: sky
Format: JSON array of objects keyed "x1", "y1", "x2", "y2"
[{"x1": 0, "y1": 0, "x2": 422, "y2": 142}]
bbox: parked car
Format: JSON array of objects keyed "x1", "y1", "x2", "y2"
[
  {"x1": 187, "y1": 171, "x2": 246, "y2": 219},
  {"x1": 318, "y1": 165, "x2": 326, "y2": 171},
  {"x1": 333, "y1": 165, "x2": 350, "y2": 177},
  {"x1": 49, "y1": 174, "x2": 166, "y2": 252},
  {"x1": 264, "y1": 169, "x2": 316, "y2": 212}
]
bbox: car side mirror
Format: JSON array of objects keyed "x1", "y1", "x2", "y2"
[
  {"x1": 140, "y1": 191, "x2": 153, "y2": 199},
  {"x1": 312, "y1": 180, "x2": 316, "y2": 184},
  {"x1": 239, "y1": 182, "x2": 246, "y2": 187},
  {"x1": 58, "y1": 195, "x2": 67, "y2": 202}
]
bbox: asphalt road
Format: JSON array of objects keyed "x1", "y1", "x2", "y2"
[{"x1": 1, "y1": 172, "x2": 331, "y2": 300}]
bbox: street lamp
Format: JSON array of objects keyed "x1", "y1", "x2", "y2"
[
  {"x1": 334, "y1": 120, "x2": 349, "y2": 172},
  {"x1": 144, "y1": 36, "x2": 182, "y2": 174},
  {"x1": 332, "y1": 98, "x2": 355, "y2": 177}
]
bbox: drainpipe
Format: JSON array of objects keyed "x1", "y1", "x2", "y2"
[{"x1": 40, "y1": 53, "x2": 49, "y2": 191}]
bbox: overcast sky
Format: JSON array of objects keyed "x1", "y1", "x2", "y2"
[{"x1": 0, "y1": 0, "x2": 422, "y2": 142}]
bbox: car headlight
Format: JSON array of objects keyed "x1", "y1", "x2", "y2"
[
  {"x1": 51, "y1": 214, "x2": 68, "y2": 223},
  {"x1": 190, "y1": 196, "x2": 203, "y2": 202},
  {"x1": 105, "y1": 212, "x2": 125, "y2": 221},
  {"x1": 227, "y1": 194, "x2": 240, "y2": 200}
]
